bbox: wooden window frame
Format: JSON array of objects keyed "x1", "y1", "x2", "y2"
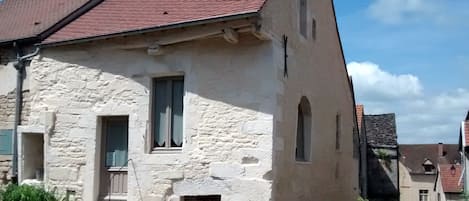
[
  {"x1": 419, "y1": 190, "x2": 429, "y2": 201},
  {"x1": 150, "y1": 76, "x2": 184, "y2": 152},
  {"x1": 101, "y1": 116, "x2": 129, "y2": 169}
]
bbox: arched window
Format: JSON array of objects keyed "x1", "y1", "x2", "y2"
[{"x1": 296, "y1": 96, "x2": 312, "y2": 161}]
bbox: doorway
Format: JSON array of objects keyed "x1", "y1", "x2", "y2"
[{"x1": 99, "y1": 116, "x2": 129, "y2": 199}]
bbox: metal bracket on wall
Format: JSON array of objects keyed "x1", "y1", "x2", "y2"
[{"x1": 283, "y1": 35, "x2": 288, "y2": 78}]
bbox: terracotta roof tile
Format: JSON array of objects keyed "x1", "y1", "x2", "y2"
[
  {"x1": 45, "y1": 0, "x2": 266, "y2": 43},
  {"x1": 0, "y1": 0, "x2": 90, "y2": 43},
  {"x1": 440, "y1": 164, "x2": 463, "y2": 193}
]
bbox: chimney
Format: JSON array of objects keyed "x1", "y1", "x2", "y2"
[{"x1": 438, "y1": 142, "x2": 443, "y2": 157}]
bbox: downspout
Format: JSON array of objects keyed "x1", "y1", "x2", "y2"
[{"x1": 11, "y1": 42, "x2": 40, "y2": 183}]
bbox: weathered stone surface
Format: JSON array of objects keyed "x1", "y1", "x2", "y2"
[{"x1": 209, "y1": 163, "x2": 245, "y2": 179}]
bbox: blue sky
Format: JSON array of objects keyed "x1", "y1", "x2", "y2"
[{"x1": 334, "y1": 0, "x2": 469, "y2": 144}]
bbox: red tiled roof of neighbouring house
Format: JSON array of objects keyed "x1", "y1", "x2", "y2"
[
  {"x1": 440, "y1": 164, "x2": 463, "y2": 193},
  {"x1": 399, "y1": 144, "x2": 460, "y2": 174},
  {"x1": 44, "y1": 0, "x2": 267, "y2": 44},
  {"x1": 0, "y1": 0, "x2": 91, "y2": 43},
  {"x1": 356, "y1": 105, "x2": 364, "y2": 132}
]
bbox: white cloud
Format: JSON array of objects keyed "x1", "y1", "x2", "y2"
[
  {"x1": 347, "y1": 61, "x2": 469, "y2": 144},
  {"x1": 368, "y1": 0, "x2": 440, "y2": 24},
  {"x1": 347, "y1": 61, "x2": 423, "y2": 101}
]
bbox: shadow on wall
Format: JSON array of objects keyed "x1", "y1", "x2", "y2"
[
  {"x1": 367, "y1": 147, "x2": 399, "y2": 201},
  {"x1": 35, "y1": 36, "x2": 275, "y2": 116}
]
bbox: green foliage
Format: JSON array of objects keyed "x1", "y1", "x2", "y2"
[
  {"x1": 376, "y1": 149, "x2": 390, "y2": 160},
  {"x1": 357, "y1": 196, "x2": 369, "y2": 201},
  {"x1": 0, "y1": 184, "x2": 58, "y2": 201}
]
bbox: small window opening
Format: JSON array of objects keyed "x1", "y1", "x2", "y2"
[
  {"x1": 335, "y1": 113, "x2": 341, "y2": 151},
  {"x1": 299, "y1": 0, "x2": 307, "y2": 37},
  {"x1": 312, "y1": 18, "x2": 317, "y2": 40},
  {"x1": 419, "y1": 190, "x2": 429, "y2": 201},
  {"x1": 296, "y1": 97, "x2": 312, "y2": 162}
]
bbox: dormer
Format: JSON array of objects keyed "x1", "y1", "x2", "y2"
[{"x1": 422, "y1": 159, "x2": 435, "y2": 174}]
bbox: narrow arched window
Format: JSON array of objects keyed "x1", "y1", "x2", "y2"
[
  {"x1": 296, "y1": 96, "x2": 312, "y2": 161},
  {"x1": 299, "y1": 0, "x2": 308, "y2": 38}
]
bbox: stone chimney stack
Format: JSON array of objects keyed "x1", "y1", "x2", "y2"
[{"x1": 438, "y1": 142, "x2": 444, "y2": 157}]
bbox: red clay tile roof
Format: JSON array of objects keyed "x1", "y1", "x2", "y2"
[
  {"x1": 45, "y1": 0, "x2": 267, "y2": 44},
  {"x1": 440, "y1": 164, "x2": 463, "y2": 193},
  {"x1": 0, "y1": 0, "x2": 90, "y2": 43}
]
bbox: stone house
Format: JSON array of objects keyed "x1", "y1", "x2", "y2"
[
  {"x1": 7, "y1": 0, "x2": 359, "y2": 200},
  {"x1": 399, "y1": 143, "x2": 461, "y2": 201},
  {"x1": 356, "y1": 107, "x2": 399, "y2": 201},
  {"x1": 0, "y1": 0, "x2": 96, "y2": 184}
]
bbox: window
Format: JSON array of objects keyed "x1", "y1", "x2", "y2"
[
  {"x1": 182, "y1": 195, "x2": 221, "y2": 201},
  {"x1": 335, "y1": 113, "x2": 341, "y2": 150},
  {"x1": 103, "y1": 117, "x2": 128, "y2": 167},
  {"x1": 0, "y1": 129, "x2": 13, "y2": 155},
  {"x1": 419, "y1": 190, "x2": 428, "y2": 201},
  {"x1": 299, "y1": 0, "x2": 307, "y2": 37},
  {"x1": 296, "y1": 97, "x2": 312, "y2": 161},
  {"x1": 152, "y1": 76, "x2": 184, "y2": 149},
  {"x1": 312, "y1": 18, "x2": 317, "y2": 40},
  {"x1": 423, "y1": 165, "x2": 433, "y2": 173}
]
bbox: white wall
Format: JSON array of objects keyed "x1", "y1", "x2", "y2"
[{"x1": 28, "y1": 35, "x2": 276, "y2": 201}]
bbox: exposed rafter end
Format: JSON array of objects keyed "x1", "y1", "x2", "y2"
[
  {"x1": 147, "y1": 44, "x2": 165, "y2": 56},
  {"x1": 251, "y1": 24, "x2": 271, "y2": 41},
  {"x1": 223, "y1": 28, "x2": 239, "y2": 44}
]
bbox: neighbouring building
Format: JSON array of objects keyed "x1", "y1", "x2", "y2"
[
  {"x1": 439, "y1": 164, "x2": 464, "y2": 201},
  {"x1": 5, "y1": 0, "x2": 360, "y2": 201},
  {"x1": 364, "y1": 112, "x2": 399, "y2": 201},
  {"x1": 356, "y1": 104, "x2": 368, "y2": 198},
  {"x1": 0, "y1": 0, "x2": 96, "y2": 184},
  {"x1": 459, "y1": 111, "x2": 469, "y2": 200},
  {"x1": 399, "y1": 143, "x2": 461, "y2": 201}
]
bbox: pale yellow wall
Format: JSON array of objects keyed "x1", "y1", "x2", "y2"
[
  {"x1": 400, "y1": 162, "x2": 443, "y2": 201},
  {"x1": 260, "y1": 0, "x2": 359, "y2": 200}
]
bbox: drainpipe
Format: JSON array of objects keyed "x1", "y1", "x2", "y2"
[{"x1": 11, "y1": 42, "x2": 40, "y2": 184}]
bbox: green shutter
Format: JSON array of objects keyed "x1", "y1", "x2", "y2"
[{"x1": 0, "y1": 129, "x2": 13, "y2": 155}]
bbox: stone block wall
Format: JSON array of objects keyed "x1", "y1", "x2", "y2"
[
  {"x1": 0, "y1": 90, "x2": 31, "y2": 128},
  {"x1": 0, "y1": 155, "x2": 12, "y2": 184},
  {"x1": 27, "y1": 36, "x2": 275, "y2": 201},
  {"x1": 0, "y1": 88, "x2": 31, "y2": 184}
]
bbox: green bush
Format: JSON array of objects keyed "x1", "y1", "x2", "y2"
[
  {"x1": 357, "y1": 196, "x2": 369, "y2": 201},
  {"x1": 0, "y1": 184, "x2": 58, "y2": 201}
]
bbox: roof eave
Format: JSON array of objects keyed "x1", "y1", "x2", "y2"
[
  {"x1": 0, "y1": 36, "x2": 40, "y2": 48},
  {"x1": 40, "y1": 11, "x2": 261, "y2": 48}
]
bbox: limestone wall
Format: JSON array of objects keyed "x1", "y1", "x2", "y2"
[
  {"x1": 28, "y1": 35, "x2": 275, "y2": 201},
  {"x1": 0, "y1": 48, "x2": 32, "y2": 184},
  {"x1": 261, "y1": 0, "x2": 360, "y2": 200}
]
